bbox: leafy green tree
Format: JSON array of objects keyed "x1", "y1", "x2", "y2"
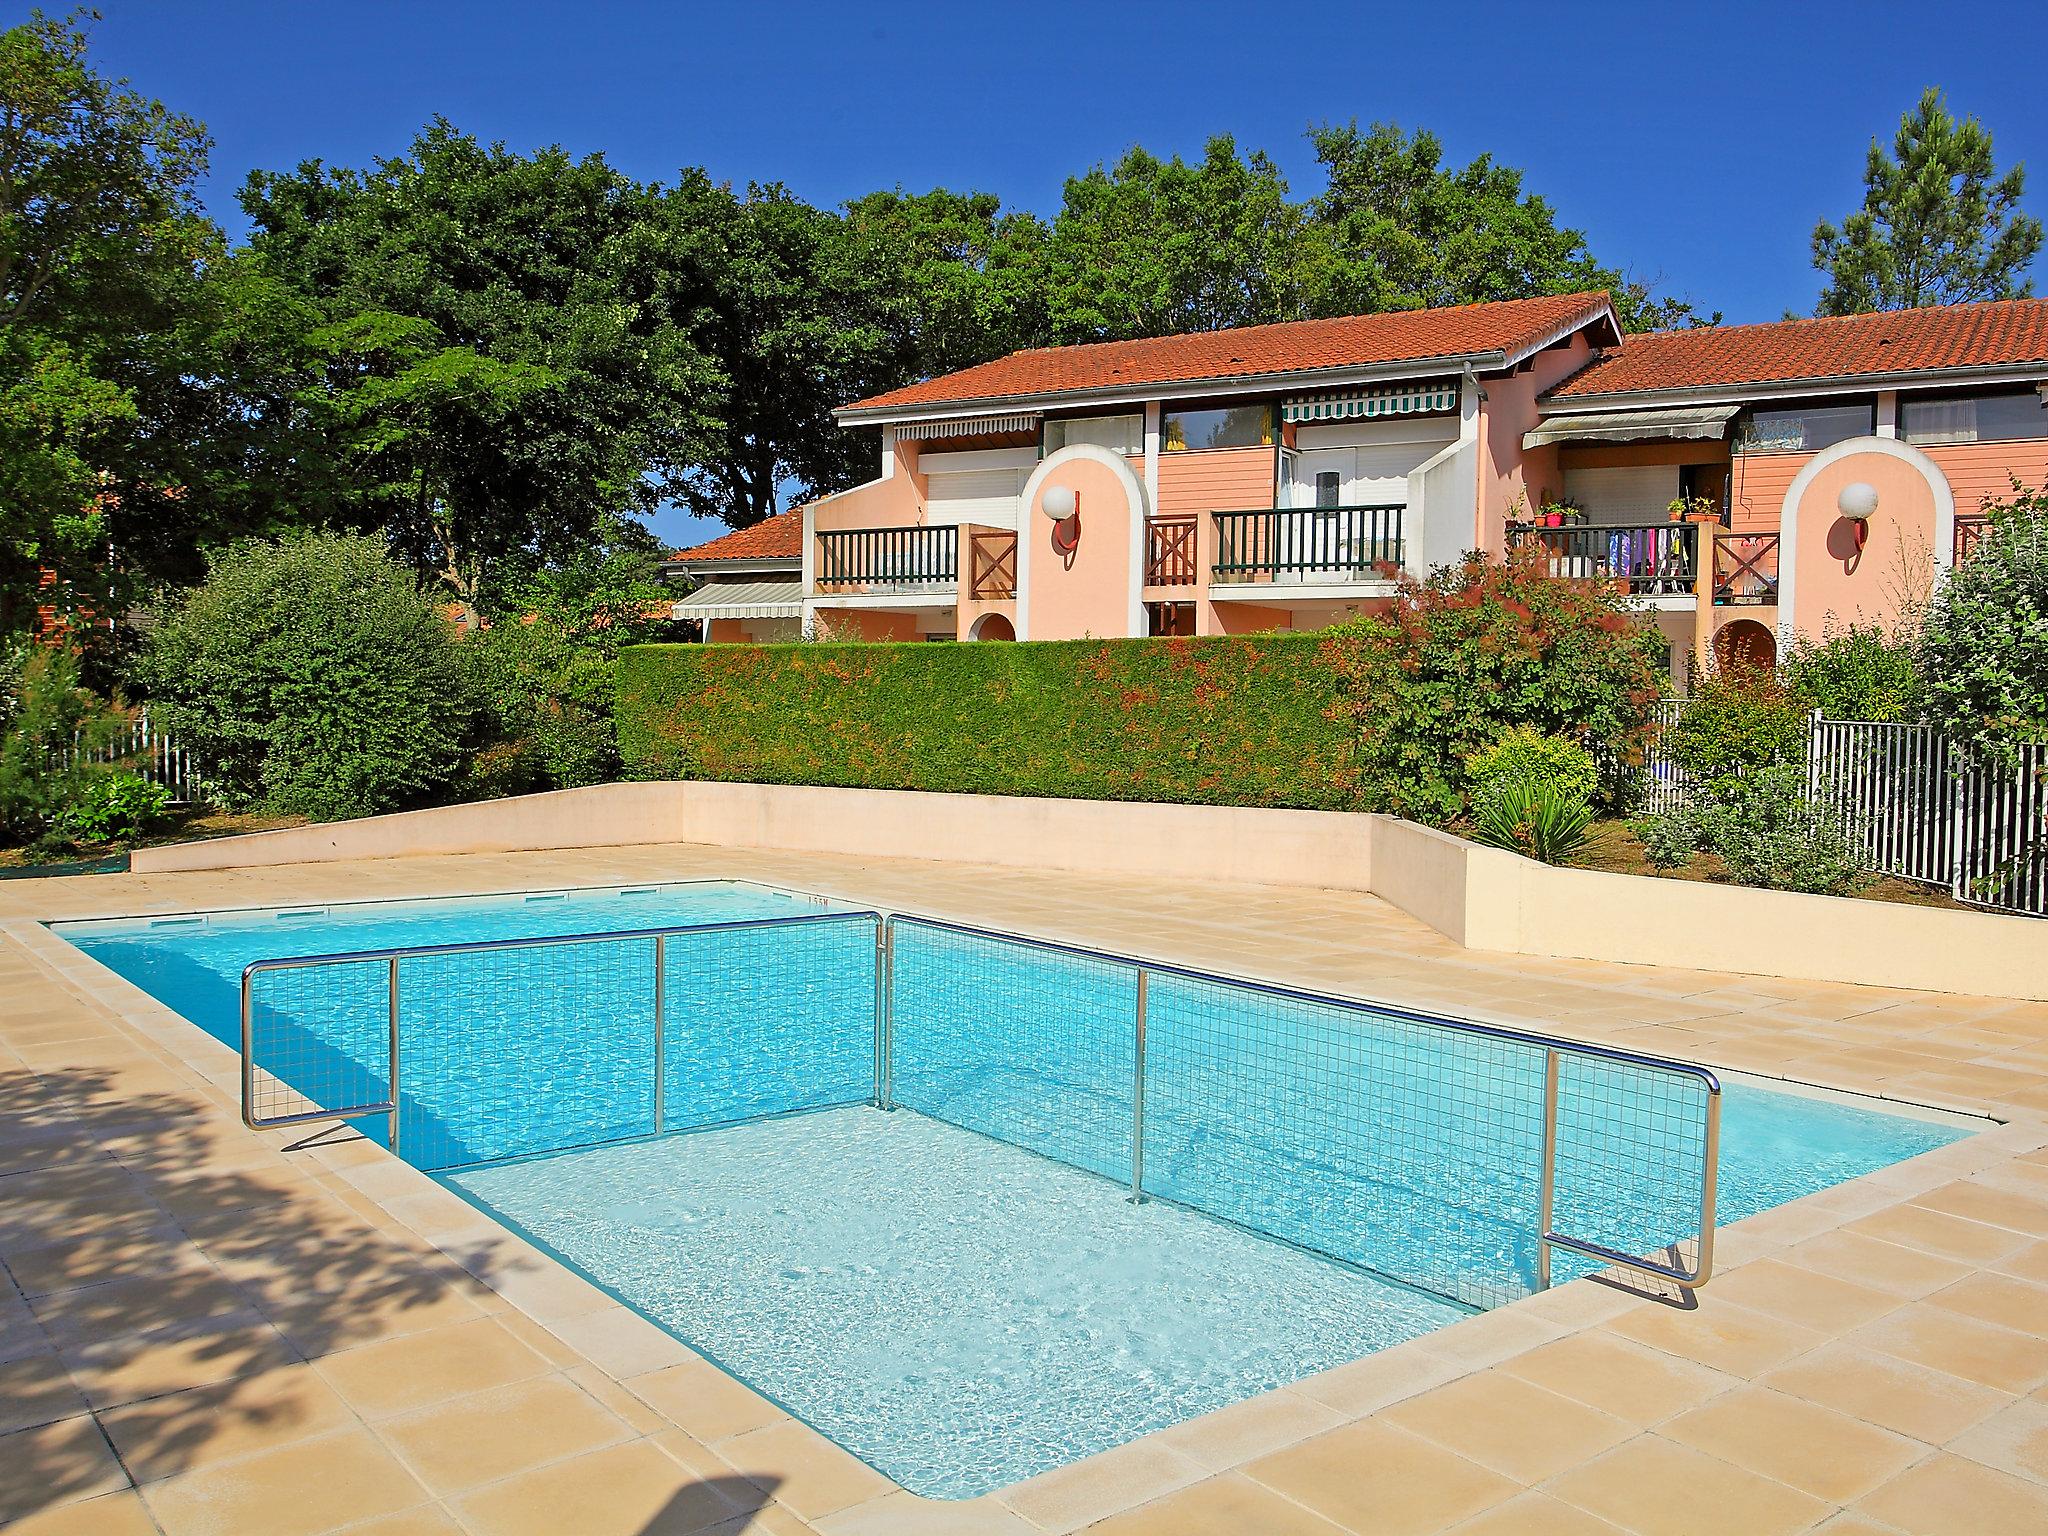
[
  {"x1": 1780, "y1": 622, "x2": 1924, "y2": 723},
  {"x1": 1918, "y1": 479, "x2": 2048, "y2": 764},
  {"x1": 0, "y1": 8, "x2": 215, "y2": 635},
  {"x1": 1813, "y1": 88, "x2": 2043, "y2": 315},
  {"x1": 1045, "y1": 136, "x2": 1328, "y2": 341},
  {"x1": 138, "y1": 532, "x2": 476, "y2": 819},
  {"x1": 237, "y1": 123, "x2": 718, "y2": 604},
  {"x1": 1307, "y1": 120, "x2": 1715, "y2": 332}
]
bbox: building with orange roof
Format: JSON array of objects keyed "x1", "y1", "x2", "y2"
[{"x1": 684, "y1": 292, "x2": 2048, "y2": 675}]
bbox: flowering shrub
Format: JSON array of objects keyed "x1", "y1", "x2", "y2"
[{"x1": 1319, "y1": 548, "x2": 1666, "y2": 822}]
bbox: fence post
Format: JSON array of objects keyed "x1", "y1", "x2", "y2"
[
  {"x1": 1129, "y1": 967, "x2": 1148, "y2": 1204},
  {"x1": 386, "y1": 957, "x2": 402, "y2": 1158},
  {"x1": 874, "y1": 920, "x2": 894, "y2": 1111},
  {"x1": 652, "y1": 934, "x2": 666, "y2": 1136}
]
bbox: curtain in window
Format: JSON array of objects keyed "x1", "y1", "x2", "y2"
[{"x1": 1905, "y1": 398, "x2": 1977, "y2": 444}]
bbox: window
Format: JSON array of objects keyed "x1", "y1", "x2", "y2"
[
  {"x1": 1043, "y1": 413, "x2": 1144, "y2": 456},
  {"x1": 1314, "y1": 471, "x2": 1341, "y2": 509},
  {"x1": 1732, "y1": 402, "x2": 1873, "y2": 455},
  {"x1": 1163, "y1": 403, "x2": 1274, "y2": 452},
  {"x1": 1902, "y1": 390, "x2": 2048, "y2": 445}
]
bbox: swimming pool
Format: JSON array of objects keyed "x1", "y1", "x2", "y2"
[{"x1": 57, "y1": 883, "x2": 1979, "y2": 1498}]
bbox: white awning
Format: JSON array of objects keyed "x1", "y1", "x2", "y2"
[
  {"x1": 670, "y1": 580, "x2": 802, "y2": 621},
  {"x1": 894, "y1": 412, "x2": 1041, "y2": 441},
  {"x1": 1523, "y1": 404, "x2": 1739, "y2": 448},
  {"x1": 1282, "y1": 379, "x2": 1458, "y2": 423}
]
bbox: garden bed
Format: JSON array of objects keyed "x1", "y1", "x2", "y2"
[
  {"x1": 1570, "y1": 820, "x2": 1967, "y2": 911},
  {"x1": 0, "y1": 809, "x2": 308, "y2": 874}
]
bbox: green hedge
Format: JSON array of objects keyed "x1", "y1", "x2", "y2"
[{"x1": 616, "y1": 636, "x2": 1365, "y2": 809}]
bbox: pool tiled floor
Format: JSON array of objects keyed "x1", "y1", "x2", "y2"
[{"x1": 2, "y1": 841, "x2": 2046, "y2": 1533}]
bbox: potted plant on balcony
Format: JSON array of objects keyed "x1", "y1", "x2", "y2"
[
  {"x1": 1505, "y1": 491, "x2": 1535, "y2": 535},
  {"x1": 1667, "y1": 494, "x2": 1718, "y2": 524}
]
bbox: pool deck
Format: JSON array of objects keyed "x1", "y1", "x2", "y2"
[{"x1": 2, "y1": 841, "x2": 2046, "y2": 1536}]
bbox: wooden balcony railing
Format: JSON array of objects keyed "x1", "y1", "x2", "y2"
[
  {"x1": 1713, "y1": 532, "x2": 1779, "y2": 606},
  {"x1": 1512, "y1": 522, "x2": 1698, "y2": 596},
  {"x1": 967, "y1": 529, "x2": 1017, "y2": 600},
  {"x1": 1955, "y1": 513, "x2": 1993, "y2": 565},
  {"x1": 814, "y1": 525, "x2": 958, "y2": 593},
  {"x1": 1146, "y1": 516, "x2": 1198, "y2": 586},
  {"x1": 1211, "y1": 504, "x2": 1404, "y2": 584}
]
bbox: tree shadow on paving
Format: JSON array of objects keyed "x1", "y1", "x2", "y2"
[{"x1": 0, "y1": 1063, "x2": 514, "y2": 1517}]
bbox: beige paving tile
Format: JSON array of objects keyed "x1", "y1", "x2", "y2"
[
  {"x1": 1910, "y1": 1181, "x2": 2048, "y2": 1238},
  {"x1": 453, "y1": 1437, "x2": 763, "y2": 1536},
  {"x1": 1603, "y1": 1298, "x2": 1828, "y2": 1379},
  {"x1": 625, "y1": 1356, "x2": 789, "y2": 1442},
  {"x1": 97, "y1": 1360, "x2": 357, "y2": 1483},
  {"x1": 715, "y1": 1419, "x2": 895, "y2": 1523},
  {"x1": 0, "y1": 1349, "x2": 88, "y2": 1435},
  {"x1": 1079, "y1": 1471, "x2": 1352, "y2": 1535},
  {"x1": 140, "y1": 1425, "x2": 430, "y2": 1536},
  {"x1": 26, "y1": 1264, "x2": 255, "y2": 1346},
  {"x1": 813, "y1": 1488, "x2": 1042, "y2": 1535},
  {"x1": 376, "y1": 1373, "x2": 635, "y2": 1496},
  {"x1": 1243, "y1": 1419, "x2": 1516, "y2": 1536},
  {"x1": 1290, "y1": 1340, "x2": 1465, "y2": 1417},
  {"x1": 1383, "y1": 1371, "x2": 1635, "y2": 1484},
  {"x1": 0, "y1": 1414, "x2": 131, "y2": 1525},
  {"x1": 60, "y1": 1311, "x2": 301, "y2": 1410},
  {"x1": 1154, "y1": 1386, "x2": 1344, "y2": 1472},
  {"x1": 1921, "y1": 1269, "x2": 2048, "y2": 1333},
  {"x1": 996, "y1": 1437, "x2": 1210, "y2": 1534},
  {"x1": 1761, "y1": 1340, "x2": 2005, "y2": 1444},
  {"x1": 1501, "y1": 1328, "x2": 1737, "y2": 1426},
  {"x1": 1784, "y1": 1228, "x2": 1976, "y2": 1299},
  {"x1": 4, "y1": 1489, "x2": 160, "y2": 1536},
  {"x1": 1547, "y1": 1435, "x2": 1831, "y2": 1536},
  {"x1": 1658, "y1": 1384, "x2": 1925, "y2": 1503},
  {"x1": 313, "y1": 1316, "x2": 549, "y2": 1419},
  {"x1": 1841, "y1": 1203, "x2": 2034, "y2": 1264},
  {"x1": 1945, "y1": 1397, "x2": 2048, "y2": 1484},
  {"x1": 1447, "y1": 1491, "x2": 1628, "y2": 1534},
  {"x1": 1854, "y1": 1451, "x2": 2048, "y2": 1534},
  {"x1": 1848, "y1": 1304, "x2": 2048, "y2": 1394},
  {"x1": 1701, "y1": 1258, "x2": 1903, "y2": 1333},
  {"x1": 544, "y1": 1304, "x2": 696, "y2": 1378}
]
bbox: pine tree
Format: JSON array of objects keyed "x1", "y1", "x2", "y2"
[{"x1": 1813, "y1": 88, "x2": 2042, "y2": 315}]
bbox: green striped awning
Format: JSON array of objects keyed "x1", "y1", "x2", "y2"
[{"x1": 1282, "y1": 380, "x2": 1458, "y2": 423}]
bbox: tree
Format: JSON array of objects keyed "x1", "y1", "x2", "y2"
[
  {"x1": 138, "y1": 532, "x2": 475, "y2": 819},
  {"x1": 237, "y1": 122, "x2": 719, "y2": 605},
  {"x1": 1918, "y1": 479, "x2": 2048, "y2": 765},
  {"x1": 1045, "y1": 136, "x2": 1328, "y2": 341},
  {"x1": 1813, "y1": 88, "x2": 2043, "y2": 315},
  {"x1": 0, "y1": 8, "x2": 215, "y2": 635},
  {"x1": 1307, "y1": 120, "x2": 1714, "y2": 332}
]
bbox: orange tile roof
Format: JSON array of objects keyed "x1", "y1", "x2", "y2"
[
  {"x1": 1551, "y1": 298, "x2": 2048, "y2": 399},
  {"x1": 667, "y1": 507, "x2": 803, "y2": 563},
  {"x1": 840, "y1": 291, "x2": 1617, "y2": 414}
]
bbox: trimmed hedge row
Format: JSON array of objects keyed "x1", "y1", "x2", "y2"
[{"x1": 616, "y1": 636, "x2": 1366, "y2": 809}]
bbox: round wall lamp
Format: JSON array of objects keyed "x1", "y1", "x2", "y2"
[
  {"x1": 1837, "y1": 481, "x2": 1879, "y2": 549},
  {"x1": 1042, "y1": 484, "x2": 1082, "y2": 569}
]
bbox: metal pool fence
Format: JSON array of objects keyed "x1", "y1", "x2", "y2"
[{"x1": 243, "y1": 907, "x2": 1720, "y2": 1304}]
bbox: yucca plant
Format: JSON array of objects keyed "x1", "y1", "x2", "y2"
[{"x1": 1470, "y1": 778, "x2": 1594, "y2": 865}]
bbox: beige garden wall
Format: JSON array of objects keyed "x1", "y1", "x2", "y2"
[{"x1": 131, "y1": 781, "x2": 2048, "y2": 1001}]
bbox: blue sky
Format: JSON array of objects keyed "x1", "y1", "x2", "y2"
[{"x1": 85, "y1": 0, "x2": 2048, "y2": 546}]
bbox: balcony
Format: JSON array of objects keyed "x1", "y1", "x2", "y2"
[
  {"x1": 1146, "y1": 516, "x2": 1198, "y2": 587},
  {"x1": 1955, "y1": 513, "x2": 1992, "y2": 565},
  {"x1": 1211, "y1": 505, "x2": 1404, "y2": 585},
  {"x1": 815, "y1": 525, "x2": 958, "y2": 595},
  {"x1": 967, "y1": 529, "x2": 1016, "y2": 600},
  {"x1": 1713, "y1": 532, "x2": 1779, "y2": 606},
  {"x1": 1512, "y1": 522, "x2": 1698, "y2": 597}
]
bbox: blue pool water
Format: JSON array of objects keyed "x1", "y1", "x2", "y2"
[{"x1": 57, "y1": 887, "x2": 1979, "y2": 1499}]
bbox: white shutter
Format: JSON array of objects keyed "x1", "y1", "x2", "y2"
[
  {"x1": 925, "y1": 468, "x2": 1027, "y2": 528},
  {"x1": 1562, "y1": 465, "x2": 1681, "y2": 525},
  {"x1": 1351, "y1": 442, "x2": 1435, "y2": 503}
]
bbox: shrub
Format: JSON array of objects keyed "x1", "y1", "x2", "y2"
[
  {"x1": 1919, "y1": 479, "x2": 2048, "y2": 765},
  {"x1": 1630, "y1": 804, "x2": 1705, "y2": 870},
  {"x1": 1664, "y1": 664, "x2": 1808, "y2": 797},
  {"x1": 138, "y1": 533, "x2": 476, "y2": 820},
  {"x1": 1465, "y1": 726, "x2": 1600, "y2": 806},
  {"x1": 461, "y1": 619, "x2": 621, "y2": 794},
  {"x1": 0, "y1": 644, "x2": 110, "y2": 843},
  {"x1": 51, "y1": 772, "x2": 172, "y2": 844},
  {"x1": 1470, "y1": 778, "x2": 1593, "y2": 864},
  {"x1": 1631, "y1": 763, "x2": 1868, "y2": 895},
  {"x1": 1320, "y1": 548, "x2": 1667, "y2": 822},
  {"x1": 1781, "y1": 622, "x2": 1924, "y2": 723},
  {"x1": 618, "y1": 635, "x2": 1364, "y2": 808}
]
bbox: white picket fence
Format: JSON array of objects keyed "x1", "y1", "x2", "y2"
[
  {"x1": 1807, "y1": 718, "x2": 2047, "y2": 918},
  {"x1": 1641, "y1": 702, "x2": 2048, "y2": 918},
  {"x1": 68, "y1": 714, "x2": 207, "y2": 805}
]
